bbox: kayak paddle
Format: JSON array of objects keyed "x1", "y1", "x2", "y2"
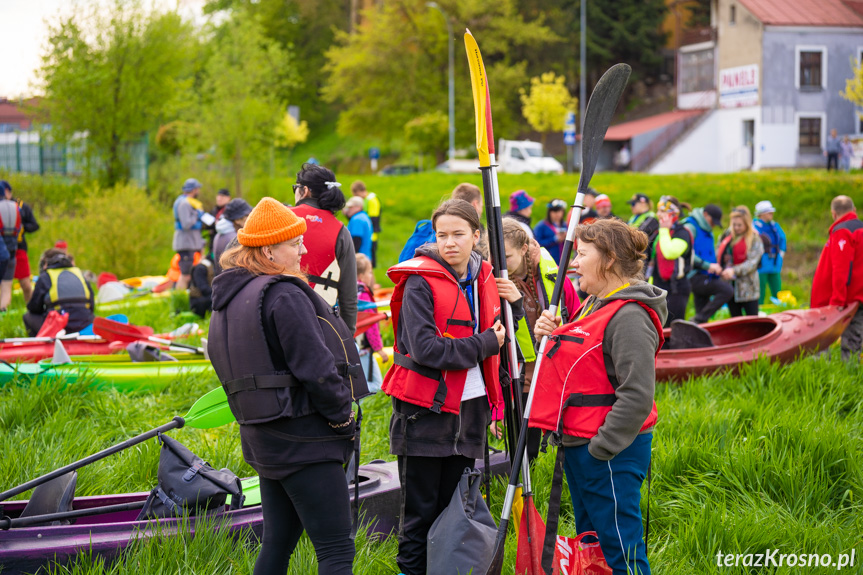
[
  {"x1": 93, "y1": 316, "x2": 205, "y2": 354},
  {"x1": 482, "y1": 62, "x2": 632, "y2": 575}
]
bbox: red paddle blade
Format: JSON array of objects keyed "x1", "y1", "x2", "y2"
[
  {"x1": 92, "y1": 316, "x2": 154, "y2": 343},
  {"x1": 515, "y1": 498, "x2": 545, "y2": 575},
  {"x1": 36, "y1": 311, "x2": 69, "y2": 338},
  {"x1": 353, "y1": 311, "x2": 388, "y2": 338}
]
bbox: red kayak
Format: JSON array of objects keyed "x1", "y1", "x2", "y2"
[
  {"x1": 657, "y1": 304, "x2": 858, "y2": 381},
  {"x1": 0, "y1": 340, "x2": 118, "y2": 363}
]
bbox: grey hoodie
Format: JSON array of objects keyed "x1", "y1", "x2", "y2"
[{"x1": 560, "y1": 281, "x2": 668, "y2": 461}]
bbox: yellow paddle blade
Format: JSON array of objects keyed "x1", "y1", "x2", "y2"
[
  {"x1": 512, "y1": 485, "x2": 524, "y2": 532},
  {"x1": 464, "y1": 29, "x2": 490, "y2": 167}
]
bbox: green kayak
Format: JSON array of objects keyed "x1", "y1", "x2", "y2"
[{"x1": 0, "y1": 359, "x2": 214, "y2": 392}]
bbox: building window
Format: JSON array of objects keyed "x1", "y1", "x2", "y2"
[
  {"x1": 795, "y1": 46, "x2": 826, "y2": 90},
  {"x1": 730, "y1": 5, "x2": 736, "y2": 25},
  {"x1": 799, "y1": 117, "x2": 822, "y2": 152},
  {"x1": 680, "y1": 48, "x2": 715, "y2": 93}
]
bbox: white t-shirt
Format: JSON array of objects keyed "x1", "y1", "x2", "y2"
[{"x1": 459, "y1": 275, "x2": 487, "y2": 402}]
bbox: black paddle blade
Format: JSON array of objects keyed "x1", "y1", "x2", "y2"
[
  {"x1": 485, "y1": 517, "x2": 510, "y2": 575},
  {"x1": 578, "y1": 63, "x2": 631, "y2": 192}
]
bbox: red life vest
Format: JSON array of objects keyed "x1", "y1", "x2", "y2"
[
  {"x1": 381, "y1": 256, "x2": 503, "y2": 416},
  {"x1": 717, "y1": 234, "x2": 748, "y2": 268},
  {"x1": 655, "y1": 225, "x2": 693, "y2": 281},
  {"x1": 291, "y1": 204, "x2": 344, "y2": 306},
  {"x1": 529, "y1": 299, "x2": 664, "y2": 439}
]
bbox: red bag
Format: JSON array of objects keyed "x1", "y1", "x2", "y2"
[{"x1": 551, "y1": 532, "x2": 612, "y2": 575}]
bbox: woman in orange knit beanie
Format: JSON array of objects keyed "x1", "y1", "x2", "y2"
[{"x1": 210, "y1": 196, "x2": 366, "y2": 574}]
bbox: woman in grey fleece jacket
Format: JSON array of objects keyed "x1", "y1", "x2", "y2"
[{"x1": 534, "y1": 219, "x2": 667, "y2": 575}]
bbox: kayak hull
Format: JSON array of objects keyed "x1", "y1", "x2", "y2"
[
  {"x1": 0, "y1": 360, "x2": 214, "y2": 393},
  {"x1": 656, "y1": 304, "x2": 858, "y2": 381},
  {"x1": 0, "y1": 454, "x2": 509, "y2": 574},
  {"x1": 0, "y1": 341, "x2": 116, "y2": 364}
]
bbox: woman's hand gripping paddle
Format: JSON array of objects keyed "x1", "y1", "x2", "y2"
[{"x1": 481, "y1": 61, "x2": 632, "y2": 575}]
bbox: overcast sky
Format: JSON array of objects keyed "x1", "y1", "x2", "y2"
[{"x1": 0, "y1": 0, "x2": 206, "y2": 98}]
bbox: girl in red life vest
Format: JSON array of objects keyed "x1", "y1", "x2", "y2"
[
  {"x1": 716, "y1": 206, "x2": 764, "y2": 317},
  {"x1": 291, "y1": 163, "x2": 359, "y2": 334},
  {"x1": 382, "y1": 199, "x2": 509, "y2": 575},
  {"x1": 532, "y1": 219, "x2": 668, "y2": 575},
  {"x1": 649, "y1": 195, "x2": 693, "y2": 326}
]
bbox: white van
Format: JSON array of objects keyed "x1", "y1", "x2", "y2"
[{"x1": 497, "y1": 139, "x2": 564, "y2": 174}]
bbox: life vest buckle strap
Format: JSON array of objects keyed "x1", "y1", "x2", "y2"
[
  {"x1": 223, "y1": 373, "x2": 299, "y2": 395},
  {"x1": 392, "y1": 352, "x2": 448, "y2": 413},
  {"x1": 337, "y1": 362, "x2": 364, "y2": 378},
  {"x1": 564, "y1": 392, "x2": 617, "y2": 408},
  {"x1": 445, "y1": 318, "x2": 474, "y2": 328},
  {"x1": 308, "y1": 273, "x2": 340, "y2": 292}
]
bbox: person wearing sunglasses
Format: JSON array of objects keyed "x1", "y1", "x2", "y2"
[
  {"x1": 290, "y1": 163, "x2": 358, "y2": 333},
  {"x1": 649, "y1": 196, "x2": 693, "y2": 325},
  {"x1": 534, "y1": 198, "x2": 569, "y2": 263}
]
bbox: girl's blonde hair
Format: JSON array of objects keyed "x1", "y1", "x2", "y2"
[
  {"x1": 730, "y1": 205, "x2": 756, "y2": 249},
  {"x1": 356, "y1": 253, "x2": 372, "y2": 276}
]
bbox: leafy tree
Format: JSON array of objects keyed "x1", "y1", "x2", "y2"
[
  {"x1": 204, "y1": 0, "x2": 350, "y2": 129},
  {"x1": 322, "y1": 0, "x2": 558, "y2": 147},
  {"x1": 196, "y1": 10, "x2": 295, "y2": 195},
  {"x1": 841, "y1": 58, "x2": 863, "y2": 113},
  {"x1": 36, "y1": 1, "x2": 197, "y2": 186},
  {"x1": 275, "y1": 113, "x2": 310, "y2": 150},
  {"x1": 404, "y1": 112, "x2": 448, "y2": 164},
  {"x1": 520, "y1": 72, "x2": 577, "y2": 150}
]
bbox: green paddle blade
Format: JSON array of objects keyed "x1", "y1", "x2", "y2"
[
  {"x1": 240, "y1": 476, "x2": 261, "y2": 506},
  {"x1": 182, "y1": 386, "x2": 235, "y2": 429}
]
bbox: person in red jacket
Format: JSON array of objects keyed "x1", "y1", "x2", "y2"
[{"x1": 812, "y1": 195, "x2": 863, "y2": 362}]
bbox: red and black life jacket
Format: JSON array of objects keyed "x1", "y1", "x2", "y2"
[
  {"x1": 291, "y1": 203, "x2": 344, "y2": 306},
  {"x1": 655, "y1": 224, "x2": 693, "y2": 281},
  {"x1": 529, "y1": 298, "x2": 664, "y2": 438},
  {"x1": 717, "y1": 234, "x2": 748, "y2": 268},
  {"x1": 381, "y1": 256, "x2": 503, "y2": 416}
]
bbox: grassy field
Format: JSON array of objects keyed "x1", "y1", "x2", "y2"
[
  {"x1": 2, "y1": 169, "x2": 861, "y2": 299},
  {"x1": 0, "y1": 169, "x2": 860, "y2": 573},
  {"x1": 0, "y1": 291, "x2": 860, "y2": 574}
]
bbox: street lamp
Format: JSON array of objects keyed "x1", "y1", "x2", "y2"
[{"x1": 427, "y1": 2, "x2": 455, "y2": 164}]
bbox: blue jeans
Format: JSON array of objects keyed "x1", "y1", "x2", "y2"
[{"x1": 564, "y1": 433, "x2": 652, "y2": 575}]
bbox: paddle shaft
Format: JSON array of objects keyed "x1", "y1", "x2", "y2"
[
  {"x1": 0, "y1": 500, "x2": 147, "y2": 530},
  {"x1": 485, "y1": 63, "x2": 631, "y2": 575},
  {"x1": 0, "y1": 417, "x2": 185, "y2": 503}
]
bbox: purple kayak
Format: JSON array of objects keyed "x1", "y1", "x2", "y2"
[{"x1": 0, "y1": 454, "x2": 509, "y2": 574}]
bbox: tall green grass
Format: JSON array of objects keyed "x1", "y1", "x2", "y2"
[{"x1": 0, "y1": 289, "x2": 860, "y2": 574}]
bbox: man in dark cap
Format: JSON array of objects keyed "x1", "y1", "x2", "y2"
[
  {"x1": 683, "y1": 203, "x2": 732, "y2": 323},
  {"x1": 578, "y1": 187, "x2": 599, "y2": 223},
  {"x1": 212, "y1": 197, "x2": 253, "y2": 275}
]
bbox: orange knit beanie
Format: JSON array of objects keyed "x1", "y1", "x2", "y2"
[{"x1": 237, "y1": 197, "x2": 306, "y2": 247}]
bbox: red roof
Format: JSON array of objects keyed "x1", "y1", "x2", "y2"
[
  {"x1": 604, "y1": 110, "x2": 704, "y2": 142},
  {"x1": 737, "y1": 0, "x2": 863, "y2": 27},
  {"x1": 0, "y1": 99, "x2": 37, "y2": 130}
]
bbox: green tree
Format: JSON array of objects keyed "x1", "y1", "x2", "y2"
[
  {"x1": 520, "y1": 72, "x2": 577, "y2": 150},
  {"x1": 36, "y1": 1, "x2": 197, "y2": 186},
  {"x1": 405, "y1": 112, "x2": 448, "y2": 164},
  {"x1": 322, "y1": 0, "x2": 557, "y2": 147},
  {"x1": 274, "y1": 113, "x2": 310, "y2": 150},
  {"x1": 196, "y1": 10, "x2": 295, "y2": 196},
  {"x1": 841, "y1": 58, "x2": 863, "y2": 112}
]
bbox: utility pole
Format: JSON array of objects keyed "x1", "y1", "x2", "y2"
[
  {"x1": 427, "y1": 2, "x2": 455, "y2": 163},
  {"x1": 579, "y1": 0, "x2": 587, "y2": 169}
]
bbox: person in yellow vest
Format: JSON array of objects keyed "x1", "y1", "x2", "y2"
[
  {"x1": 351, "y1": 180, "x2": 381, "y2": 267},
  {"x1": 501, "y1": 217, "x2": 579, "y2": 461},
  {"x1": 24, "y1": 248, "x2": 95, "y2": 336}
]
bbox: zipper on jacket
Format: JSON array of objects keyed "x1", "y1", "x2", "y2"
[{"x1": 453, "y1": 409, "x2": 462, "y2": 455}]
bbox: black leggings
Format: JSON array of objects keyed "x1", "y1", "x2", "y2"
[
  {"x1": 728, "y1": 300, "x2": 759, "y2": 317},
  {"x1": 255, "y1": 462, "x2": 355, "y2": 575}
]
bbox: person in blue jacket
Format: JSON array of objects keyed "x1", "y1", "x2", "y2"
[
  {"x1": 534, "y1": 198, "x2": 567, "y2": 263},
  {"x1": 343, "y1": 196, "x2": 373, "y2": 260},
  {"x1": 753, "y1": 200, "x2": 787, "y2": 304}
]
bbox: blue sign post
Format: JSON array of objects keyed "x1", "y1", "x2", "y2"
[
  {"x1": 369, "y1": 147, "x2": 380, "y2": 172},
  {"x1": 564, "y1": 111, "x2": 577, "y2": 172}
]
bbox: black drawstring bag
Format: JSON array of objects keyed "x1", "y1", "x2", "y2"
[{"x1": 136, "y1": 433, "x2": 244, "y2": 521}]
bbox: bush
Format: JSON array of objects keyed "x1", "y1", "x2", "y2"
[{"x1": 36, "y1": 183, "x2": 174, "y2": 279}]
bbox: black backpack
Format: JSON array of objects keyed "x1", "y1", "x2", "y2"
[{"x1": 136, "y1": 434, "x2": 244, "y2": 520}]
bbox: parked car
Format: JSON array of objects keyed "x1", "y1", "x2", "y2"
[
  {"x1": 379, "y1": 164, "x2": 419, "y2": 175},
  {"x1": 497, "y1": 139, "x2": 564, "y2": 174}
]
